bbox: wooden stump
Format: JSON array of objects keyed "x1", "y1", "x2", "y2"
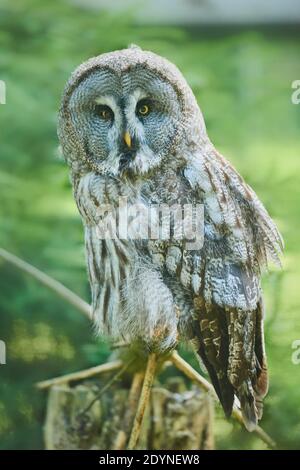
[{"x1": 44, "y1": 375, "x2": 214, "y2": 450}]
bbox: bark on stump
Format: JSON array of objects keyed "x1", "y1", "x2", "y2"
[{"x1": 44, "y1": 375, "x2": 214, "y2": 450}]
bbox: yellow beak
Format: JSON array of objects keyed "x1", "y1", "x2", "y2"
[{"x1": 124, "y1": 131, "x2": 132, "y2": 149}]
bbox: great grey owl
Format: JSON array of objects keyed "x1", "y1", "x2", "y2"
[{"x1": 58, "y1": 46, "x2": 283, "y2": 431}]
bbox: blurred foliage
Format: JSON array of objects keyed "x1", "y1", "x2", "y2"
[{"x1": 0, "y1": 0, "x2": 300, "y2": 450}]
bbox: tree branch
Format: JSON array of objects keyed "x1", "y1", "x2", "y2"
[
  {"x1": 0, "y1": 248, "x2": 90, "y2": 318},
  {"x1": 36, "y1": 360, "x2": 123, "y2": 390},
  {"x1": 127, "y1": 353, "x2": 157, "y2": 450},
  {"x1": 113, "y1": 371, "x2": 145, "y2": 450}
]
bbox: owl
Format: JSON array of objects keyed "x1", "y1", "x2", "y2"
[{"x1": 58, "y1": 46, "x2": 283, "y2": 431}]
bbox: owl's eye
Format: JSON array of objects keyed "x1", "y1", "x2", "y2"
[
  {"x1": 136, "y1": 100, "x2": 151, "y2": 117},
  {"x1": 96, "y1": 104, "x2": 114, "y2": 121}
]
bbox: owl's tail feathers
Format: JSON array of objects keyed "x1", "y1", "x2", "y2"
[
  {"x1": 195, "y1": 301, "x2": 268, "y2": 431},
  {"x1": 237, "y1": 364, "x2": 268, "y2": 431},
  {"x1": 194, "y1": 303, "x2": 235, "y2": 418},
  {"x1": 237, "y1": 381, "x2": 258, "y2": 431},
  {"x1": 227, "y1": 304, "x2": 269, "y2": 431},
  {"x1": 196, "y1": 342, "x2": 235, "y2": 418}
]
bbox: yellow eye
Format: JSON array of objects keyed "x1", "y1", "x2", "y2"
[
  {"x1": 137, "y1": 101, "x2": 150, "y2": 116},
  {"x1": 100, "y1": 109, "x2": 110, "y2": 119},
  {"x1": 97, "y1": 105, "x2": 113, "y2": 121},
  {"x1": 139, "y1": 104, "x2": 149, "y2": 115}
]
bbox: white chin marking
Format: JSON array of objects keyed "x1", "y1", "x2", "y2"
[{"x1": 131, "y1": 147, "x2": 160, "y2": 175}]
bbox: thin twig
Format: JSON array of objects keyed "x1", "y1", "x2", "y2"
[
  {"x1": 36, "y1": 360, "x2": 123, "y2": 390},
  {"x1": 79, "y1": 361, "x2": 132, "y2": 416},
  {"x1": 0, "y1": 248, "x2": 91, "y2": 318},
  {"x1": 113, "y1": 371, "x2": 145, "y2": 450},
  {"x1": 170, "y1": 351, "x2": 276, "y2": 449},
  {"x1": 171, "y1": 351, "x2": 217, "y2": 398},
  {"x1": 127, "y1": 353, "x2": 157, "y2": 450},
  {"x1": 114, "y1": 362, "x2": 172, "y2": 450},
  {"x1": 111, "y1": 341, "x2": 130, "y2": 349}
]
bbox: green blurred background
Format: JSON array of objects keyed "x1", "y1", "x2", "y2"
[{"x1": 0, "y1": 0, "x2": 299, "y2": 450}]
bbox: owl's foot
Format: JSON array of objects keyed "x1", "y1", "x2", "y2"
[{"x1": 142, "y1": 324, "x2": 178, "y2": 354}]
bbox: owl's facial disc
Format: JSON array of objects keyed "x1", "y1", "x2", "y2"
[{"x1": 68, "y1": 67, "x2": 182, "y2": 178}]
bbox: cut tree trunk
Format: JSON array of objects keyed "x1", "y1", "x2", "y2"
[{"x1": 44, "y1": 375, "x2": 214, "y2": 450}]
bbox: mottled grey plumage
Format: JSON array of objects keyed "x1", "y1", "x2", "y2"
[{"x1": 58, "y1": 46, "x2": 283, "y2": 430}]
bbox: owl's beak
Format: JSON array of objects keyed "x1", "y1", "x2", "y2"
[
  {"x1": 119, "y1": 131, "x2": 136, "y2": 172},
  {"x1": 123, "y1": 131, "x2": 132, "y2": 149}
]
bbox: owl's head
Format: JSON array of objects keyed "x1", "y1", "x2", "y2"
[{"x1": 58, "y1": 46, "x2": 206, "y2": 178}]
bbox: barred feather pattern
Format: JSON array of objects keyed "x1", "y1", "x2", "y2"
[
  {"x1": 58, "y1": 47, "x2": 283, "y2": 431},
  {"x1": 145, "y1": 151, "x2": 278, "y2": 430}
]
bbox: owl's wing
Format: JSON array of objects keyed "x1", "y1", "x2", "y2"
[{"x1": 171, "y1": 146, "x2": 282, "y2": 430}]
